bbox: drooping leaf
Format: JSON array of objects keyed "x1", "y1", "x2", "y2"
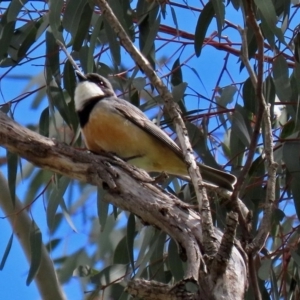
[
  {"x1": 60, "y1": 197, "x2": 78, "y2": 232},
  {"x1": 194, "y1": 1, "x2": 214, "y2": 57},
  {"x1": 62, "y1": 0, "x2": 87, "y2": 38},
  {"x1": 210, "y1": 0, "x2": 225, "y2": 36},
  {"x1": 149, "y1": 231, "x2": 166, "y2": 282},
  {"x1": 48, "y1": 0, "x2": 64, "y2": 41},
  {"x1": 72, "y1": 3, "x2": 93, "y2": 51},
  {"x1": 90, "y1": 264, "x2": 128, "y2": 285},
  {"x1": 97, "y1": 187, "x2": 109, "y2": 231},
  {"x1": 231, "y1": 107, "x2": 251, "y2": 148},
  {"x1": 170, "y1": 6, "x2": 179, "y2": 34},
  {"x1": 273, "y1": 54, "x2": 292, "y2": 101},
  {"x1": 87, "y1": 15, "x2": 103, "y2": 72},
  {"x1": 7, "y1": 150, "x2": 18, "y2": 206},
  {"x1": 217, "y1": 85, "x2": 237, "y2": 107},
  {"x1": 127, "y1": 213, "x2": 136, "y2": 274},
  {"x1": 45, "y1": 30, "x2": 60, "y2": 85},
  {"x1": 0, "y1": 21, "x2": 16, "y2": 60},
  {"x1": 258, "y1": 258, "x2": 272, "y2": 280},
  {"x1": 132, "y1": 77, "x2": 146, "y2": 91},
  {"x1": 103, "y1": 19, "x2": 121, "y2": 66},
  {"x1": 46, "y1": 176, "x2": 70, "y2": 231},
  {"x1": 6, "y1": 0, "x2": 29, "y2": 22},
  {"x1": 171, "y1": 57, "x2": 182, "y2": 86},
  {"x1": 243, "y1": 77, "x2": 256, "y2": 114},
  {"x1": 168, "y1": 238, "x2": 184, "y2": 281},
  {"x1": 186, "y1": 121, "x2": 220, "y2": 169},
  {"x1": 0, "y1": 233, "x2": 14, "y2": 270},
  {"x1": 39, "y1": 107, "x2": 49, "y2": 137},
  {"x1": 255, "y1": 0, "x2": 285, "y2": 44},
  {"x1": 282, "y1": 141, "x2": 300, "y2": 219},
  {"x1": 108, "y1": 0, "x2": 134, "y2": 41},
  {"x1": 113, "y1": 236, "x2": 129, "y2": 265},
  {"x1": 26, "y1": 221, "x2": 42, "y2": 285}
]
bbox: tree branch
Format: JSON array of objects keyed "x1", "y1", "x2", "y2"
[{"x1": 0, "y1": 111, "x2": 247, "y2": 299}]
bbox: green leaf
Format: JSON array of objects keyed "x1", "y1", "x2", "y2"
[
  {"x1": 48, "y1": 0, "x2": 64, "y2": 41},
  {"x1": 127, "y1": 213, "x2": 136, "y2": 274},
  {"x1": 90, "y1": 264, "x2": 127, "y2": 285},
  {"x1": 172, "y1": 82, "x2": 187, "y2": 103},
  {"x1": 282, "y1": 141, "x2": 300, "y2": 219},
  {"x1": 97, "y1": 187, "x2": 109, "y2": 231},
  {"x1": 273, "y1": 54, "x2": 292, "y2": 101},
  {"x1": 8, "y1": 20, "x2": 43, "y2": 62},
  {"x1": 217, "y1": 85, "x2": 237, "y2": 106},
  {"x1": 263, "y1": 75, "x2": 276, "y2": 119},
  {"x1": 72, "y1": 3, "x2": 93, "y2": 51},
  {"x1": 64, "y1": 60, "x2": 78, "y2": 131},
  {"x1": 45, "y1": 30, "x2": 60, "y2": 85},
  {"x1": 231, "y1": 108, "x2": 251, "y2": 148},
  {"x1": 243, "y1": 77, "x2": 256, "y2": 114},
  {"x1": 87, "y1": 15, "x2": 103, "y2": 72},
  {"x1": 230, "y1": 0, "x2": 240, "y2": 10},
  {"x1": 6, "y1": 0, "x2": 29, "y2": 23},
  {"x1": 0, "y1": 233, "x2": 14, "y2": 270},
  {"x1": 62, "y1": 0, "x2": 87, "y2": 38},
  {"x1": 46, "y1": 176, "x2": 70, "y2": 231},
  {"x1": 171, "y1": 57, "x2": 182, "y2": 86},
  {"x1": 45, "y1": 238, "x2": 61, "y2": 252},
  {"x1": 270, "y1": 267, "x2": 280, "y2": 300},
  {"x1": 168, "y1": 238, "x2": 184, "y2": 281},
  {"x1": 103, "y1": 19, "x2": 121, "y2": 66},
  {"x1": 47, "y1": 83, "x2": 71, "y2": 128},
  {"x1": 108, "y1": 0, "x2": 134, "y2": 40},
  {"x1": 0, "y1": 21, "x2": 16, "y2": 60},
  {"x1": 194, "y1": 1, "x2": 214, "y2": 57},
  {"x1": 258, "y1": 258, "x2": 272, "y2": 280},
  {"x1": 7, "y1": 150, "x2": 18, "y2": 206},
  {"x1": 255, "y1": 0, "x2": 285, "y2": 45},
  {"x1": 132, "y1": 77, "x2": 146, "y2": 91},
  {"x1": 39, "y1": 107, "x2": 49, "y2": 137},
  {"x1": 142, "y1": 15, "x2": 160, "y2": 58},
  {"x1": 26, "y1": 221, "x2": 42, "y2": 285},
  {"x1": 60, "y1": 197, "x2": 78, "y2": 233},
  {"x1": 254, "y1": 0, "x2": 276, "y2": 27},
  {"x1": 150, "y1": 231, "x2": 166, "y2": 282},
  {"x1": 210, "y1": 0, "x2": 225, "y2": 36},
  {"x1": 138, "y1": 3, "x2": 159, "y2": 69},
  {"x1": 291, "y1": 251, "x2": 300, "y2": 267},
  {"x1": 170, "y1": 6, "x2": 179, "y2": 34},
  {"x1": 280, "y1": 120, "x2": 295, "y2": 139},
  {"x1": 186, "y1": 121, "x2": 220, "y2": 169},
  {"x1": 114, "y1": 236, "x2": 129, "y2": 265}
]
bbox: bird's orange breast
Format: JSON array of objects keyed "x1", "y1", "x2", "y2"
[{"x1": 81, "y1": 105, "x2": 187, "y2": 175}]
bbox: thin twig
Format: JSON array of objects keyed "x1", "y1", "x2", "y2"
[{"x1": 56, "y1": 40, "x2": 82, "y2": 73}]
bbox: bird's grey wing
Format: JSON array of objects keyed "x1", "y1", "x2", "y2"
[
  {"x1": 112, "y1": 98, "x2": 237, "y2": 190},
  {"x1": 113, "y1": 98, "x2": 184, "y2": 160}
]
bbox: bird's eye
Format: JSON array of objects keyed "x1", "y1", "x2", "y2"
[{"x1": 98, "y1": 81, "x2": 105, "y2": 87}]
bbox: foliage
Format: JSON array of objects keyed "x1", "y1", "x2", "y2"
[{"x1": 1, "y1": 0, "x2": 300, "y2": 299}]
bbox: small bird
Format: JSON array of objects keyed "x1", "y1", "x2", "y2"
[{"x1": 74, "y1": 72, "x2": 236, "y2": 191}]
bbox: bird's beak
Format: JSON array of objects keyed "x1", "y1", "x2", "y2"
[{"x1": 75, "y1": 70, "x2": 87, "y2": 82}]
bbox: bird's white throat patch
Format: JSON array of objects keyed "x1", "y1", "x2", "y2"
[{"x1": 74, "y1": 81, "x2": 105, "y2": 110}]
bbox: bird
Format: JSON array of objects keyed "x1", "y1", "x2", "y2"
[{"x1": 74, "y1": 72, "x2": 236, "y2": 191}]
